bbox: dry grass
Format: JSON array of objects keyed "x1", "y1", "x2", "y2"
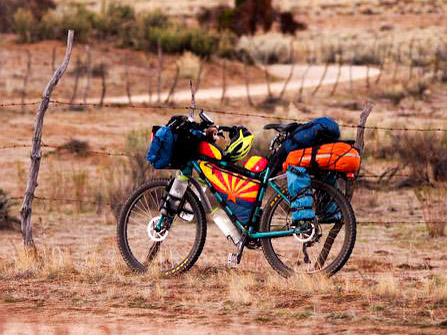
[{"x1": 415, "y1": 184, "x2": 447, "y2": 237}]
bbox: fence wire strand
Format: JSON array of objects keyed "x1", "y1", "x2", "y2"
[{"x1": 1, "y1": 99, "x2": 447, "y2": 133}]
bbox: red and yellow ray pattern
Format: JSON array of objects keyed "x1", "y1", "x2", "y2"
[{"x1": 199, "y1": 162, "x2": 260, "y2": 203}]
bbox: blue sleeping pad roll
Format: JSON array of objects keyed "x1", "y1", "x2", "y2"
[{"x1": 284, "y1": 117, "x2": 340, "y2": 153}]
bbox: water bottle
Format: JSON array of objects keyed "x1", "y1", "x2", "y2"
[
  {"x1": 161, "y1": 175, "x2": 188, "y2": 216},
  {"x1": 213, "y1": 209, "x2": 242, "y2": 245}
]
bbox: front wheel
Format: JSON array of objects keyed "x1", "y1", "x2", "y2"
[
  {"x1": 117, "y1": 179, "x2": 207, "y2": 276},
  {"x1": 260, "y1": 179, "x2": 356, "y2": 277}
]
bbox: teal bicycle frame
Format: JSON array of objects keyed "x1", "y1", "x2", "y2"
[{"x1": 182, "y1": 157, "x2": 308, "y2": 240}]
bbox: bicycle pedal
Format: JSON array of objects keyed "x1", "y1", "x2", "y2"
[{"x1": 227, "y1": 253, "x2": 238, "y2": 268}]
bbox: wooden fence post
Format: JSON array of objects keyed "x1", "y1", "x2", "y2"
[
  {"x1": 243, "y1": 55, "x2": 254, "y2": 106},
  {"x1": 20, "y1": 30, "x2": 74, "y2": 250},
  {"x1": 278, "y1": 40, "x2": 296, "y2": 101},
  {"x1": 345, "y1": 102, "x2": 374, "y2": 201},
  {"x1": 157, "y1": 39, "x2": 163, "y2": 103},
  {"x1": 99, "y1": 62, "x2": 107, "y2": 107},
  {"x1": 165, "y1": 64, "x2": 180, "y2": 104},
  {"x1": 69, "y1": 55, "x2": 81, "y2": 104},
  {"x1": 124, "y1": 53, "x2": 132, "y2": 105},
  {"x1": 311, "y1": 61, "x2": 329, "y2": 96},
  {"x1": 21, "y1": 50, "x2": 32, "y2": 112},
  {"x1": 82, "y1": 45, "x2": 92, "y2": 104},
  {"x1": 220, "y1": 59, "x2": 227, "y2": 104}
]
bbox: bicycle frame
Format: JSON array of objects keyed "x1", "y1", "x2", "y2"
[{"x1": 183, "y1": 157, "x2": 305, "y2": 240}]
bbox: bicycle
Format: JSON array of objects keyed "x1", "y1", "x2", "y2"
[{"x1": 117, "y1": 110, "x2": 357, "y2": 277}]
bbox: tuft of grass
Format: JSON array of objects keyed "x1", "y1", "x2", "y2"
[
  {"x1": 420, "y1": 275, "x2": 447, "y2": 303},
  {"x1": 227, "y1": 271, "x2": 255, "y2": 305},
  {"x1": 375, "y1": 275, "x2": 401, "y2": 299},
  {"x1": 414, "y1": 184, "x2": 447, "y2": 237}
]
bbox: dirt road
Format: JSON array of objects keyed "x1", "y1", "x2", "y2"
[{"x1": 98, "y1": 64, "x2": 379, "y2": 104}]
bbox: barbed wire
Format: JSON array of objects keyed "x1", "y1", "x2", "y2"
[{"x1": 1, "y1": 99, "x2": 447, "y2": 133}]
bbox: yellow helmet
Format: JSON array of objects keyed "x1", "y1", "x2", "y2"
[{"x1": 223, "y1": 127, "x2": 254, "y2": 162}]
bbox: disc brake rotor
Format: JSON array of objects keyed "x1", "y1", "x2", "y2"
[
  {"x1": 293, "y1": 222, "x2": 316, "y2": 243},
  {"x1": 147, "y1": 216, "x2": 169, "y2": 242}
]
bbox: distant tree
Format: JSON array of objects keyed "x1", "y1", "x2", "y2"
[
  {"x1": 279, "y1": 11, "x2": 307, "y2": 35},
  {"x1": 233, "y1": 0, "x2": 274, "y2": 35}
]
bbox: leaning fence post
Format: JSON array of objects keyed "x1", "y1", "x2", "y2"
[
  {"x1": 345, "y1": 102, "x2": 374, "y2": 201},
  {"x1": 20, "y1": 30, "x2": 74, "y2": 250}
]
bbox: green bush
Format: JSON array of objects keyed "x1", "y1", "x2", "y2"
[
  {"x1": 94, "y1": 3, "x2": 135, "y2": 38},
  {"x1": 144, "y1": 26, "x2": 218, "y2": 58},
  {"x1": 13, "y1": 8, "x2": 35, "y2": 42},
  {"x1": 37, "y1": 10, "x2": 60, "y2": 40},
  {"x1": 60, "y1": 4, "x2": 95, "y2": 42}
]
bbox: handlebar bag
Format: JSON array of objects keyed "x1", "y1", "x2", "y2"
[
  {"x1": 147, "y1": 115, "x2": 204, "y2": 170},
  {"x1": 284, "y1": 117, "x2": 340, "y2": 153},
  {"x1": 147, "y1": 126, "x2": 176, "y2": 169}
]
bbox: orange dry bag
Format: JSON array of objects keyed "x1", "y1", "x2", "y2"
[{"x1": 283, "y1": 142, "x2": 361, "y2": 173}]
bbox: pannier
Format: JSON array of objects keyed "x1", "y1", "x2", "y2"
[
  {"x1": 283, "y1": 142, "x2": 361, "y2": 173},
  {"x1": 147, "y1": 115, "x2": 201, "y2": 169}
]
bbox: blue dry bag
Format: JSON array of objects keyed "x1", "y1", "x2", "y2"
[
  {"x1": 287, "y1": 166, "x2": 315, "y2": 222},
  {"x1": 147, "y1": 126, "x2": 176, "y2": 169},
  {"x1": 284, "y1": 117, "x2": 340, "y2": 153}
]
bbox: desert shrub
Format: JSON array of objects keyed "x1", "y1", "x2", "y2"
[
  {"x1": 177, "y1": 52, "x2": 201, "y2": 80},
  {"x1": 144, "y1": 27, "x2": 218, "y2": 58},
  {"x1": 71, "y1": 169, "x2": 89, "y2": 212},
  {"x1": 391, "y1": 131, "x2": 447, "y2": 183},
  {"x1": 279, "y1": 11, "x2": 307, "y2": 35},
  {"x1": 0, "y1": 0, "x2": 55, "y2": 32},
  {"x1": 376, "y1": 78, "x2": 428, "y2": 106},
  {"x1": 57, "y1": 139, "x2": 90, "y2": 157},
  {"x1": 197, "y1": 5, "x2": 234, "y2": 31},
  {"x1": 13, "y1": 8, "x2": 35, "y2": 43},
  {"x1": 0, "y1": 189, "x2": 19, "y2": 231},
  {"x1": 59, "y1": 4, "x2": 95, "y2": 43},
  {"x1": 233, "y1": 0, "x2": 274, "y2": 36},
  {"x1": 217, "y1": 32, "x2": 238, "y2": 58},
  {"x1": 37, "y1": 10, "x2": 60, "y2": 40},
  {"x1": 141, "y1": 9, "x2": 169, "y2": 30},
  {"x1": 414, "y1": 184, "x2": 446, "y2": 237},
  {"x1": 379, "y1": 84, "x2": 408, "y2": 106},
  {"x1": 237, "y1": 33, "x2": 293, "y2": 64},
  {"x1": 405, "y1": 78, "x2": 429, "y2": 99},
  {"x1": 94, "y1": 3, "x2": 135, "y2": 38},
  {"x1": 106, "y1": 129, "x2": 153, "y2": 219}
]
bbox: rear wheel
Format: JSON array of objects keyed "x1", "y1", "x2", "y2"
[
  {"x1": 117, "y1": 179, "x2": 207, "y2": 276},
  {"x1": 260, "y1": 179, "x2": 356, "y2": 277}
]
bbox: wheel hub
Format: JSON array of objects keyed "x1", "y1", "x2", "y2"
[
  {"x1": 293, "y1": 222, "x2": 316, "y2": 243},
  {"x1": 147, "y1": 216, "x2": 169, "y2": 242}
]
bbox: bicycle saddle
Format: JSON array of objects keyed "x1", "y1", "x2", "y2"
[{"x1": 263, "y1": 122, "x2": 300, "y2": 132}]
